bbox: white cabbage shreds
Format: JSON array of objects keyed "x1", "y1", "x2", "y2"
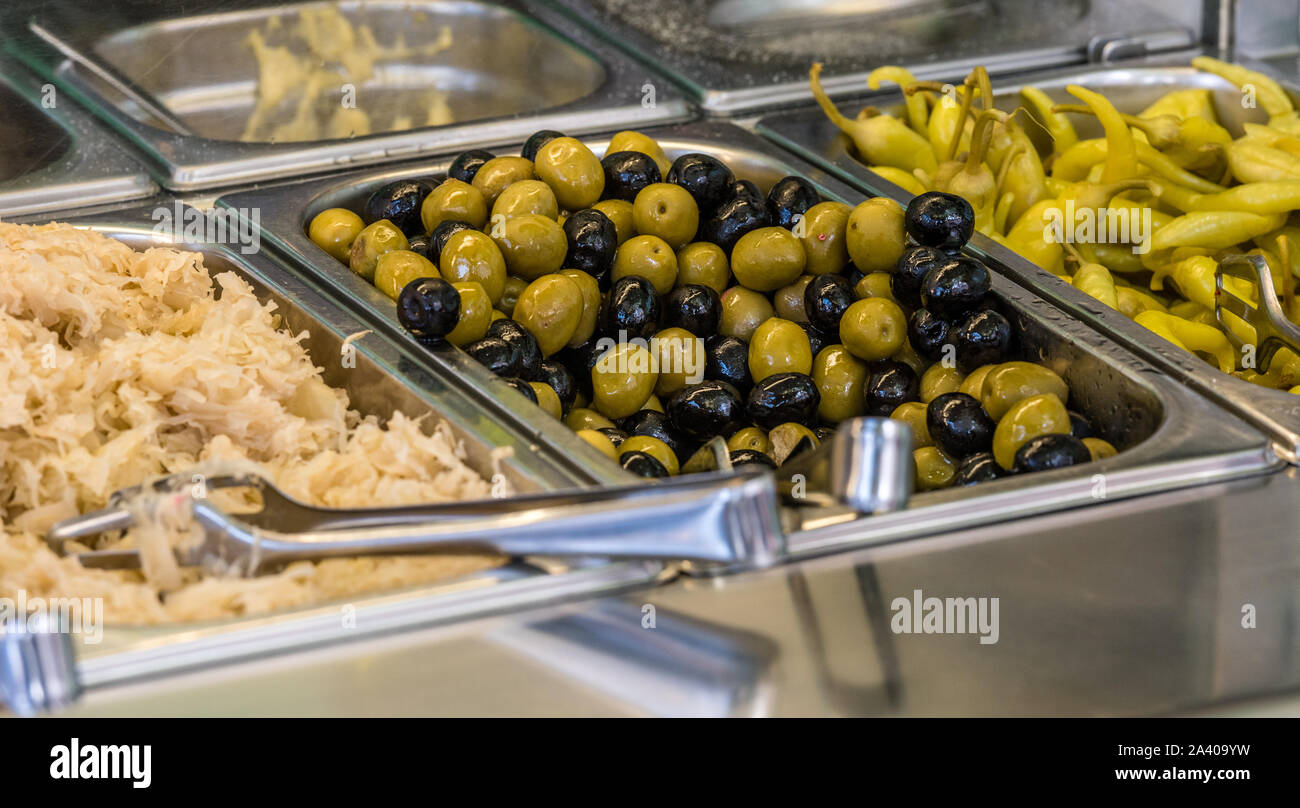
[{"x1": 0, "y1": 222, "x2": 499, "y2": 624}]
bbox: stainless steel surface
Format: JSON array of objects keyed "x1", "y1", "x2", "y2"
[
  {"x1": 1216, "y1": 253, "x2": 1300, "y2": 372},
  {"x1": 227, "y1": 120, "x2": 1279, "y2": 564},
  {"x1": 777, "y1": 417, "x2": 914, "y2": 512},
  {"x1": 0, "y1": 616, "x2": 81, "y2": 717},
  {"x1": 0, "y1": 52, "x2": 155, "y2": 217},
  {"x1": 3, "y1": 0, "x2": 692, "y2": 190},
  {"x1": 60, "y1": 467, "x2": 1300, "y2": 716},
  {"x1": 758, "y1": 62, "x2": 1300, "y2": 462},
  {"x1": 541, "y1": 0, "x2": 1195, "y2": 114},
  {"x1": 41, "y1": 207, "x2": 666, "y2": 689},
  {"x1": 53, "y1": 468, "x2": 786, "y2": 571}
]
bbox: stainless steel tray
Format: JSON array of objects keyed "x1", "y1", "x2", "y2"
[
  {"x1": 33, "y1": 208, "x2": 664, "y2": 689},
  {"x1": 0, "y1": 52, "x2": 155, "y2": 217},
  {"x1": 758, "y1": 61, "x2": 1300, "y2": 463},
  {"x1": 2, "y1": 0, "x2": 692, "y2": 190},
  {"x1": 219, "y1": 120, "x2": 1279, "y2": 562},
  {"x1": 538, "y1": 0, "x2": 1194, "y2": 115}
]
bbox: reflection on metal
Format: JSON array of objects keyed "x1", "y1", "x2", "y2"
[
  {"x1": 778, "y1": 417, "x2": 913, "y2": 512},
  {"x1": 0, "y1": 615, "x2": 81, "y2": 717}
]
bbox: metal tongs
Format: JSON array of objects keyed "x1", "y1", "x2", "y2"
[
  {"x1": 45, "y1": 418, "x2": 911, "y2": 575},
  {"x1": 1215, "y1": 253, "x2": 1300, "y2": 373}
]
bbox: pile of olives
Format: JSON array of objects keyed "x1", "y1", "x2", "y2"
[{"x1": 308, "y1": 134, "x2": 1117, "y2": 486}]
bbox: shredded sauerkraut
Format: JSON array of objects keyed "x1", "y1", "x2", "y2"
[{"x1": 0, "y1": 221, "x2": 501, "y2": 624}]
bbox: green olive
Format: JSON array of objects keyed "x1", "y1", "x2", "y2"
[
  {"x1": 491, "y1": 179, "x2": 558, "y2": 221},
  {"x1": 839, "y1": 297, "x2": 906, "y2": 361},
  {"x1": 675, "y1": 242, "x2": 730, "y2": 294},
  {"x1": 439, "y1": 230, "x2": 506, "y2": 303},
  {"x1": 421, "y1": 179, "x2": 488, "y2": 232},
  {"x1": 920, "y1": 364, "x2": 963, "y2": 403},
  {"x1": 726, "y1": 427, "x2": 772, "y2": 455},
  {"x1": 773, "y1": 275, "x2": 813, "y2": 323},
  {"x1": 982, "y1": 361, "x2": 1069, "y2": 420},
  {"x1": 446, "y1": 281, "x2": 492, "y2": 347},
  {"x1": 891, "y1": 401, "x2": 932, "y2": 448},
  {"x1": 682, "y1": 443, "x2": 720, "y2": 474},
  {"x1": 513, "y1": 274, "x2": 583, "y2": 356},
  {"x1": 639, "y1": 393, "x2": 665, "y2": 413},
  {"x1": 914, "y1": 446, "x2": 956, "y2": 490},
  {"x1": 731, "y1": 227, "x2": 806, "y2": 292},
  {"x1": 534, "y1": 137, "x2": 605, "y2": 210},
  {"x1": 558, "y1": 269, "x2": 601, "y2": 348},
  {"x1": 529, "y1": 382, "x2": 563, "y2": 419},
  {"x1": 492, "y1": 213, "x2": 567, "y2": 280},
  {"x1": 633, "y1": 183, "x2": 699, "y2": 250},
  {"x1": 471, "y1": 156, "x2": 535, "y2": 207},
  {"x1": 490, "y1": 309, "x2": 508, "y2": 323},
  {"x1": 749, "y1": 318, "x2": 812, "y2": 383},
  {"x1": 769, "y1": 422, "x2": 819, "y2": 465},
  {"x1": 799, "y1": 201, "x2": 852, "y2": 275},
  {"x1": 607, "y1": 130, "x2": 672, "y2": 176},
  {"x1": 893, "y1": 339, "x2": 927, "y2": 378},
  {"x1": 619, "y1": 435, "x2": 679, "y2": 475},
  {"x1": 498, "y1": 276, "x2": 528, "y2": 317},
  {"x1": 349, "y1": 219, "x2": 408, "y2": 281},
  {"x1": 576, "y1": 428, "x2": 618, "y2": 460},
  {"x1": 374, "y1": 249, "x2": 438, "y2": 301},
  {"x1": 612, "y1": 235, "x2": 678, "y2": 295},
  {"x1": 992, "y1": 393, "x2": 1071, "y2": 470},
  {"x1": 719, "y1": 285, "x2": 775, "y2": 341},
  {"x1": 959, "y1": 364, "x2": 998, "y2": 399},
  {"x1": 565, "y1": 407, "x2": 616, "y2": 431},
  {"x1": 652, "y1": 327, "x2": 705, "y2": 397},
  {"x1": 309, "y1": 207, "x2": 364, "y2": 262},
  {"x1": 846, "y1": 197, "x2": 907, "y2": 274},
  {"x1": 592, "y1": 342, "x2": 659, "y2": 420},
  {"x1": 593, "y1": 199, "x2": 636, "y2": 245},
  {"x1": 812, "y1": 344, "x2": 868, "y2": 422},
  {"x1": 855, "y1": 271, "x2": 896, "y2": 302},
  {"x1": 1084, "y1": 437, "x2": 1118, "y2": 461}
]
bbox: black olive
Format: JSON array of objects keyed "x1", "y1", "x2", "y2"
[
  {"x1": 951, "y1": 308, "x2": 1012, "y2": 373},
  {"x1": 953, "y1": 452, "x2": 1002, "y2": 486},
  {"x1": 1013, "y1": 434, "x2": 1092, "y2": 474},
  {"x1": 600, "y1": 150, "x2": 662, "y2": 202},
  {"x1": 921, "y1": 256, "x2": 991, "y2": 320},
  {"x1": 926, "y1": 392, "x2": 995, "y2": 458},
  {"x1": 666, "y1": 153, "x2": 735, "y2": 214},
  {"x1": 729, "y1": 449, "x2": 777, "y2": 469},
  {"x1": 663, "y1": 284, "x2": 722, "y2": 337},
  {"x1": 486, "y1": 318, "x2": 543, "y2": 381},
  {"x1": 621, "y1": 450, "x2": 669, "y2": 478},
  {"x1": 907, "y1": 308, "x2": 951, "y2": 362},
  {"x1": 406, "y1": 234, "x2": 434, "y2": 262},
  {"x1": 448, "y1": 149, "x2": 495, "y2": 184},
  {"x1": 521, "y1": 130, "x2": 565, "y2": 161},
  {"x1": 397, "y1": 277, "x2": 460, "y2": 341},
  {"x1": 463, "y1": 337, "x2": 521, "y2": 377},
  {"x1": 362, "y1": 179, "x2": 432, "y2": 236},
  {"x1": 766, "y1": 176, "x2": 821, "y2": 230},
  {"x1": 746, "y1": 372, "x2": 820, "y2": 429},
  {"x1": 619, "y1": 409, "x2": 690, "y2": 459},
  {"x1": 804, "y1": 323, "x2": 833, "y2": 358},
  {"x1": 905, "y1": 191, "x2": 974, "y2": 251},
  {"x1": 601, "y1": 275, "x2": 661, "y2": 339},
  {"x1": 598, "y1": 427, "x2": 628, "y2": 447},
  {"x1": 804, "y1": 273, "x2": 855, "y2": 334},
  {"x1": 1068, "y1": 410, "x2": 1095, "y2": 440},
  {"x1": 892, "y1": 246, "x2": 948, "y2": 309},
  {"x1": 844, "y1": 262, "x2": 865, "y2": 289},
  {"x1": 555, "y1": 340, "x2": 606, "y2": 399},
  {"x1": 864, "y1": 360, "x2": 919, "y2": 417},
  {"x1": 730, "y1": 179, "x2": 765, "y2": 208},
  {"x1": 535, "y1": 359, "x2": 578, "y2": 413},
  {"x1": 703, "y1": 335, "x2": 751, "y2": 394},
  {"x1": 503, "y1": 377, "x2": 537, "y2": 404},
  {"x1": 700, "y1": 197, "x2": 769, "y2": 254},
  {"x1": 668, "y1": 381, "x2": 743, "y2": 441},
  {"x1": 563, "y1": 208, "x2": 618, "y2": 282},
  {"x1": 429, "y1": 220, "x2": 477, "y2": 263}
]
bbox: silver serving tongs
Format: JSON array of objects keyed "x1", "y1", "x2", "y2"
[
  {"x1": 44, "y1": 418, "x2": 912, "y2": 574},
  {"x1": 1215, "y1": 253, "x2": 1300, "y2": 373}
]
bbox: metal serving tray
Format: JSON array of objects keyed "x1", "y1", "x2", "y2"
[
  {"x1": 0, "y1": 52, "x2": 155, "y2": 218},
  {"x1": 220, "y1": 120, "x2": 1279, "y2": 562},
  {"x1": 2, "y1": 0, "x2": 692, "y2": 191},
  {"x1": 538, "y1": 0, "x2": 1195, "y2": 115},
  {"x1": 758, "y1": 62, "x2": 1300, "y2": 463},
  {"x1": 34, "y1": 208, "x2": 663, "y2": 689}
]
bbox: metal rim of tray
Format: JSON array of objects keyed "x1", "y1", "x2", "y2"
[{"x1": 755, "y1": 59, "x2": 1300, "y2": 463}]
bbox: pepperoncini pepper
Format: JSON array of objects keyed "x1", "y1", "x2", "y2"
[
  {"x1": 866, "y1": 66, "x2": 930, "y2": 134},
  {"x1": 810, "y1": 62, "x2": 938, "y2": 175},
  {"x1": 1191, "y1": 56, "x2": 1295, "y2": 121},
  {"x1": 1135, "y1": 310, "x2": 1237, "y2": 372}
]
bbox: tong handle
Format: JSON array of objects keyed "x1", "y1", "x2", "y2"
[{"x1": 1216, "y1": 253, "x2": 1300, "y2": 371}]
